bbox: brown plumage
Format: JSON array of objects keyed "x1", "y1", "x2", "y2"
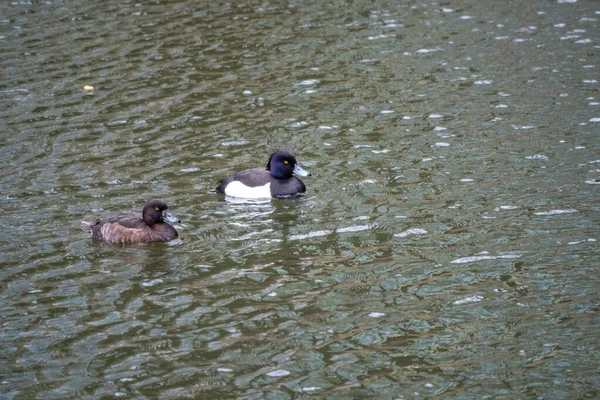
[{"x1": 81, "y1": 199, "x2": 180, "y2": 244}]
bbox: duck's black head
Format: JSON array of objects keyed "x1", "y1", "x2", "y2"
[
  {"x1": 266, "y1": 150, "x2": 311, "y2": 179},
  {"x1": 142, "y1": 199, "x2": 180, "y2": 225}
]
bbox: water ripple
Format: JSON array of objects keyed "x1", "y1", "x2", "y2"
[{"x1": 1, "y1": 0, "x2": 599, "y2": 398}]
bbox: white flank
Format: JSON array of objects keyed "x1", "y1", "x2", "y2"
[{"x1": 225, "y1": 181, "x2": 271, "y2": 199}]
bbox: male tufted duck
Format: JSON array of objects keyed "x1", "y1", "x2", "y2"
[{"x1": 216, "y1": 150, "x2": 311, "y2": 199}]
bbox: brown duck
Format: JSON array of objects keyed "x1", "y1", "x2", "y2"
[{"x1": 81, "y1": 199, "x2": 180, "y2": 244}]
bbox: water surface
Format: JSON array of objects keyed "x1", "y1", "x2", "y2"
[{"x1": 1, "y1": 0, "x2": 599, "y2": 398}]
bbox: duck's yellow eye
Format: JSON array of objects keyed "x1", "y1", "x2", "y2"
[
  {"x1": 284, "y1": 160, "x2": 289, "y2": 165},
  {"x1": 155, "y1": 207, "x2": 160, "y2": 211}
]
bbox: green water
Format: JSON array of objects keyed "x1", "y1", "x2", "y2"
[{"x1": 1, "y1": 0, "x2": 599, "y2": 398}]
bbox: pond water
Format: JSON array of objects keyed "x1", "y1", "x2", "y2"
[{"x1": 1, "y1": 0, "x2": 599, "y2": 398}]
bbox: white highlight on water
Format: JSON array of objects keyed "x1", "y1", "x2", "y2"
[
  {"x1": 534, "y1": 209, "x2": 577, "y2": 215},
  {"x1": 369, "y1": 312, "x2": 385, "y2": 318},
  {"x1": 289, "y1": 230, "x2": 333, "y2": 241},
  {"x1": 568, "y1": 238, "x2": 597, "y2": 245},
  {"x1": 416, "y1": 48, "x2": 442, "y2": 53},
  {"x1": 512, "y1": 125, "x2": 536, "y2": 130},
  {"x1": 142, "y1": 279, "x2": 164, "y2": 287},
  {"x1": 107, "y1": 120, "x2": 127, "y2": 126},
  {"x1": 221, "y1": 140, "x2": 249, "y2": 146},
  {"x1": 368, "y1": 34, "x2": 395, "y2": 40},
  {"x1": 296, "y1": 79, "x2": 320, "y2": 86},
  {"x1": 301, "y1": 387, "x2": 321, "y2": 392},
  {"x1": 453, "y1": 295, "x2": 484, "y2": 305},
  {"x1": 266, "y1": 370, "x2": 290, "y2": 377},
  {"x1": 495, "y1": 205, "x2": 519, "y2": 211},
  {"x1": 394, "y1": 228, "x2": 428, "y2": 238},
  {"x1": 289, "y1": 121, "x2": 309, "y2": 127},
  {"x1": 451, "y1": 254, "x2": 520, "y2": 264},
  {"x1": 337, "y1": 224, "x2": 374, "y2": 233}
]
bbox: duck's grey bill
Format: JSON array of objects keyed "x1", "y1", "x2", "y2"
[
  {"x1": 293, "y1": 164, "x2": 311, "y2": 177},
  {"x1": 163, "y1": 211, "x2": 181, "y2": 223}
]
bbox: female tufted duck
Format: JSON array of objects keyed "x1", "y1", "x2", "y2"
[
  {"x1": 81, "y1": 199, "x2": 180, "y2": 244},
  {"x1": 216, "y1": 150, "x2": 311, "y2": 199}
]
